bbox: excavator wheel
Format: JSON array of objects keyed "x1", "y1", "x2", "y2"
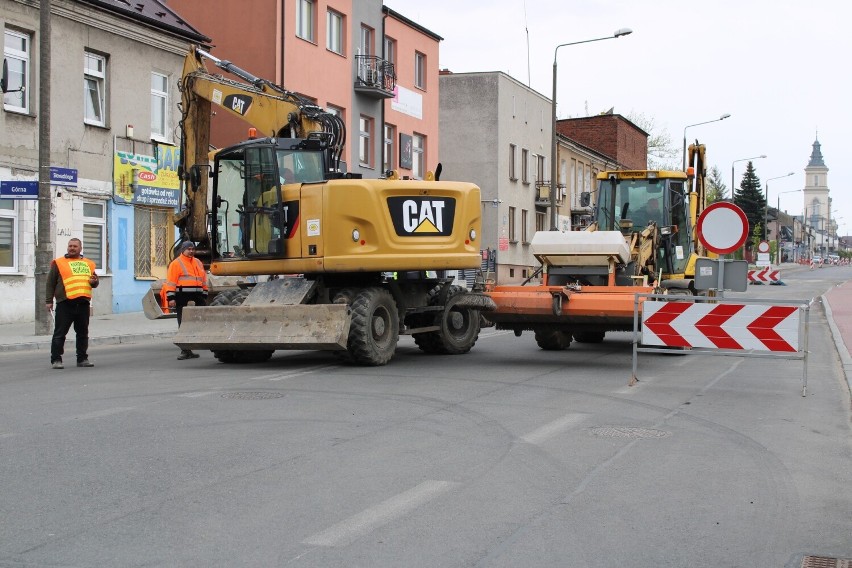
[
  {"x1": 211, "y1": 288, "x2": 274, "y2": 364},
  {"x1": 573, "y1": 331, "x2": 605, "y2": 343},
  {"x1": 414, "y1": 285, "x2": 481, "y2": 355},
  {"x1": 534, "y1": 329, "x2": 572, "y2": 351},
  {"x1": 346, "y1": 287, "x2": 399, "y2": 366}
]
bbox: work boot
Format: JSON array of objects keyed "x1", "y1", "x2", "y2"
[
  {"x1": 77, "y1": 360, "x2": 94, "y2": 367},
  {"x1": 177, "y1": 349, "x2": 199, "y2": 360},
  {"x1": 52, "y1": 360, "x2": 64, "y2": 370}
]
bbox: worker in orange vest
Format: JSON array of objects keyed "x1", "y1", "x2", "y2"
[
  {"x1": 162, "y1": 241, "x2": 208, "y2": 360},
  {"x1": 46, "y1": 238, "x2": 99, "y2": 369}
]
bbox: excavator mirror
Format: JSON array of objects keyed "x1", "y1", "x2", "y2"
[
  {"x1": 189, "y1": 165, "x2": 202, "y2": 191},
  {"x1": 580, "y1": 192, "x2": 591, "y2": 207}
]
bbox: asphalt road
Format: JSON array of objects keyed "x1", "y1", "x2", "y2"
[{"x1": 0, "y1": 268, "x2": 850, "y2": 568}]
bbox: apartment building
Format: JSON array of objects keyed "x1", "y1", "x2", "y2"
[
  {"x1": 1, "y1": 0, "x2": 208, "y2": 322},
  {"x1": 164, "y1": 0, "x2": 441, "y2": 181}
]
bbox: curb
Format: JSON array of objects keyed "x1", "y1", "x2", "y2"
[
  {"x1": 821, "y1": 292, "x2": 852, "y2": 397},
  {"x1": 0, "y1": 332, "x2": 176, "y2": 353}
]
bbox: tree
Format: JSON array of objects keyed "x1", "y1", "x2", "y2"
[
  {"x1": 733, "y1": 161, "x2": 766, "y2": 246},
  {"x1": 704, "y1": 165, "x2": 728, "y2": 205},
  {"x1": 626, "y1": 111, "x2": 679, "y2": 170}
]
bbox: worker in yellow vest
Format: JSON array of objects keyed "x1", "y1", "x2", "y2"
[{"x1": 45, "y1": 238, "x2": 99, "y2": 369}]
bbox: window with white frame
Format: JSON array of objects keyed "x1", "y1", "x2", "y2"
[
  {"x1": 359, "y1": 115, "x2": 374, "y2": 167},
  {"x1": 84, "y1": 52, "x2": 106, "y2": 126},
  {"x1": 383, "y1": 124, "x2": 396, "y2": 173},
  {"x1": 412, "y1": 133, "x2": 425, "y2": 179},
  {"x1": 296, "y1": 0, "x2": 315, "y2": 42},
  {"x1": 0, "y1": 200, "x2": 17, "y2": 272},
  {"x1": 414, "y1": 51, "x2": 426, "y2": 89},
  {"x1": 134, "y1": 207, "x2": 171, "y2": 278},
  {"x1": 82, "y1": 201, "x2": 105, "y2": 270},
  {"x1": 360, "y1": 25, "x2": 373, "y2": 56},
  {"x1": 151, "y1": 72, "x2": 169, "y2": 141},
  {"x1": 3, "y1": 29, "x2": 30, "y2": 113},
  {"x1": 327, "y1": 9, "x2": 344, "y2": 54}
]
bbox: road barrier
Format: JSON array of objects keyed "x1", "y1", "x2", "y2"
[{"x1": 632, "y1": 294, "x2": 811, "y2": 396}]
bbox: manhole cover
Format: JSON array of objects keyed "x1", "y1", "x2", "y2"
[
  {"x1": 802, "y1": 557, "x2": 851, "y2": 568},
  {"x1": 587, "y1": 426, "x2": 671, "y2": 439},
  {"x1": 221, "y1": 392, "x2": 285, "y2": 400}
]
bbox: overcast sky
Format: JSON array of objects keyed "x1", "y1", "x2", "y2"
[{"x1": 384, "y1": 0, "x2": 850, "y2": 234}]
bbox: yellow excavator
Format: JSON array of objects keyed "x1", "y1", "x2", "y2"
[{"x1": 143, "y1": 46, "x2": 493, "y2": 365}]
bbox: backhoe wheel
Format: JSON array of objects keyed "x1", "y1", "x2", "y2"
[
  {"x1": 211, "y1": 288, "x2": 273, "y2": 364},
  {"x1": 414, "y1": 285, "x2": 481, "y2": 355},
  {"x1": 347, "y1": 287, "x2": 399, "y2": 366},
  {"x1": 573, "y1": 331, "x2": 605, "y2": 343},
  {"x1": 534, "y1": 329, "x2": 572, "y2": 351}
]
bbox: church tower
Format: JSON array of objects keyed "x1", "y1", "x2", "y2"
[{"x1": 803, "y1": 138, "x2": 830, "y2": 252}]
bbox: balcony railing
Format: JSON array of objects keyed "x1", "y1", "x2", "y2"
[
  {"x1": 534, "y1": 180, "x2": 565, "y2": 207},
  {"x1": 354, "y1": 55, "x2": 395, "y2": 99}
]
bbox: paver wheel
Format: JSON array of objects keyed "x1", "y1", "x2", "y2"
[{"x1": 534, "y1": 329, "x2": 572, "y2": 351}]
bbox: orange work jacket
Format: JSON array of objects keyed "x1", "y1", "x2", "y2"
[{"x1": 161, "y1": 255, "x2": 208, "y2": 302}]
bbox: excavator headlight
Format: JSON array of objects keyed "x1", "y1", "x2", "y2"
[
  {"x1": 352, "y1": 229, "x2": 360, "y2": 242},
  {"x1": 469, "y1": 228, "x2": 477, "y2": 242}
]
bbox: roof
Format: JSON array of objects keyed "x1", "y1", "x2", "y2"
[
  {"x1": 78, "y1": 0, "x2": 210, "y2": 43},
  {"x1": 382, "y1": 6, "x2": 443, "y2": 42}
]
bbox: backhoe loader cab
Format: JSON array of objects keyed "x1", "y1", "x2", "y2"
[{"x1": 586, "y1": 170, "x2": 693, "y2": 278}]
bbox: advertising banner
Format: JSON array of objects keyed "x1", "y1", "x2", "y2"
[{"x1": 113, "y1": 144, "x2": 181, "y2": 207}]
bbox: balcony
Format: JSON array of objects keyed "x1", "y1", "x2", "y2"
[
  {"x1": 354, "y1": 55, "x2": 396, "y2": 99},
  {"x1": 534, "y1": 180, "x2": 564, "y2": 207}
]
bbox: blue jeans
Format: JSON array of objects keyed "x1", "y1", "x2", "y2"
[{"x1": 51, "y1": 298, "x2": 90, "y2": 363}]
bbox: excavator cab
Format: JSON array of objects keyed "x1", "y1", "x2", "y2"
[{"x1": 211, "y1": 138, "x2": 327, "y2": 260}]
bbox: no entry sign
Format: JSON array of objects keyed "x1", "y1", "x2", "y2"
[{"x1": 697, "y1": 202, "x2": 749, "y2": 255}]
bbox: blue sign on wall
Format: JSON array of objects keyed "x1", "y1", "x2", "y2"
[
  {"x1": 50, "y1": 167, "x2": 78, "y2": 186},
  {"x1": 0, "y1": 180, "x2": 39, "y2": 199}
]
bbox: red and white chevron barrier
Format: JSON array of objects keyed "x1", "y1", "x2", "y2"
[
  {"x1": 748, "y1": 268, "x2": 780, "y2": 284},
  {"x1": 642, "y1": 301, "x2": 799, "y2": 351}
]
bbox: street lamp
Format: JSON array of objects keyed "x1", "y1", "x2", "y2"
[
  {"x1": 550, "y1": 27, "x2": 633, "y2": 230},
  {"x1": 731, "y1": 154, "x2": 766, "y2": 198},
  {"x1": 764, "y1": 172, "x2": 795, "y2": 243},
  {"x1": 682, "y1": 113, "x2": 731, "y2": 170},
  {"x1": 775, "y1": 188, "x2": 802, "y2": 264}
]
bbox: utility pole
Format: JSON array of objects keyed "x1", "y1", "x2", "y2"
[{"x1": 35, "y1": 0, "x2": 53, "y2": 335}]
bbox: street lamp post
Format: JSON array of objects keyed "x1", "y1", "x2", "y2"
[
  {"x1": 764, "y1": 172, "x2": 794, "y2": 244},
  {"x1": 731, "y1": 154, "x2": 766, "y2": 198},
  {"x1": 682, "y1": 113, "x2": 731, "y2": 171},
  {"x1": 776, "y1": 188, "x2": 802, "y2": 264},
  {"x1": 550, "y1": 28, "x2": 632, "y2": 230}
]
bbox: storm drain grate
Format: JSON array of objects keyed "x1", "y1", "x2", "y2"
[
  {"x1": 802, "y1": 557, "x2": 851, "y2": 568},
  {"x1": 587, "y1": 426, "x2": 671, "y2": 439},
  {"x1": 221, "y1": 392, "x2": 285, "y2": 400}
]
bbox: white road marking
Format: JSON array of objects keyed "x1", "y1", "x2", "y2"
[
  {"x1": 178, "y1": 391, "x2": 222, "y2": 398},
  {"x1": 302, "y1": 480, "x2": 460, "y2": 547},
  {"x1": 521, "y1": 413, "x2": 587, "y2": 445},
  {"x1": 251, "y1": 364, "x2": 337, "y2": 382},
  {"x1": 69, "y1": 407, "x2": 134, "y2": 421}
]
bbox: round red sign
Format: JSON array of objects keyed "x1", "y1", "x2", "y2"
[{"x1": 696, "y1": 202, "x2": 749, "y2": 255}]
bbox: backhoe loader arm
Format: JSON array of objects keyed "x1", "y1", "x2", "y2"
[
  {"x1": 175, "y1": 45, "x2": 345, "y2": 253},
  {"x1": 687, "y1": 142, "x2": 707, "y2": 255}
]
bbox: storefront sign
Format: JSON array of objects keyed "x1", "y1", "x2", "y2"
[{"x1": 113, "y1": 144, "x2": 181, "y2": 207}]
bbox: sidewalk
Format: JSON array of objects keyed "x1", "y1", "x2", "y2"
[{"x1": 0, "y1": 311, "x2": 176, "y2": 353}]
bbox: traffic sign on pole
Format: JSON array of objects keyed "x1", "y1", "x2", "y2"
[{"x1": 697, "y1": 202, "x2": 749, "y2": 255}]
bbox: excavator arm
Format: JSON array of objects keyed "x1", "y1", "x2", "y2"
[
  {"x1": 686, "y1": 142, "x2": 707, "y2": 256},
  {"x1": 175, "y1": 45, "x2": 345, "y2": 254}
]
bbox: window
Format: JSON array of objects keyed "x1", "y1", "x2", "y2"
[
  {"x1": 383, "y1": 124, "x2": 396, "y2": 173},
  {"x1": 326, "y1": 10, "x2": 344, "y2": 54},
  {"x1": 82, "y1": 201, "x2": 105, "y2": 270},
  {"x1": 3, "y1": 29, "x2": 30, "y2": 113},
  {"x1": 296, "y1": 0, "x2": 315, "y2": 42},
  {"x1": 84, "y1": 52, "x2": 106, "y2": 126},
  {"x1": 414, "y1": 51, "x2": 426, "y2": 89},
  {"x1": 508, "y1": 206, "x2": 516, "y2": 242},
  {"x1": 535, "y1": 211, "x2": 546, "y2": 232},
  {"x1": 509, "y1": 144, "x2": 517, "y2": 180},
  {"x1": 521, "y1": 209, "x2": 529, "y2": 243},
  {"x1": 384, "y1": 36, "x2": 396, "y2": 67},
  {"x1": 521, "y1": 148, "x2": 529, "y2": 184},
  {"x1": 150, "y1": 72, "x2": 169, "y2": 141},
  {"x1": 536, "y1": 155, "x2": 545, "y2": 185},
  {"x1": 359, "y1": 115, "x2": 374, "y2": 167},
  {"x1": 412, "y1": 133, "x2": 425, "y2": 179},
  {"x1": 360, "y1": 25, "x2": 373, "y2": 56},
  {"x1": 134, "y1": 207, "x2": 171, "y2": 278},
  {"x1": 0, "y1": 200, "x2": 17, "y2": 271}
]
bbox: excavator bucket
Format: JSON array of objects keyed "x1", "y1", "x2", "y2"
[
  {"x1": 173, "y1": 304, "x2": 351, "y2": 351},
  {"x1": 142, "y1": 287, "x2": 176, "y2": 320}
]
